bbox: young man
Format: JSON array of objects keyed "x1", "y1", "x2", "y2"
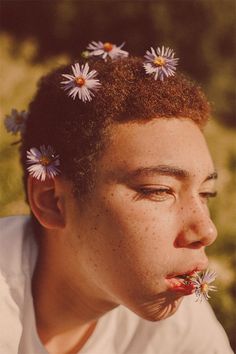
[{"x1": 0, "y1": 53, "x2": 233, "y2": 353}]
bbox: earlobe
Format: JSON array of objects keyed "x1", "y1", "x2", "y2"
[{"x1": 27, "y1": 176, "x2": 65, "y2": 229}]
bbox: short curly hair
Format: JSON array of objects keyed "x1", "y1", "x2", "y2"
[{"x1": 20, "y1": 56, "x2": 210, "y2": 202}]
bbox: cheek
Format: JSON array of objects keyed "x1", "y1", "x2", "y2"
[
  {"x1": 75, "y1": 193, "x2": 183, "y2": 308},
  {"x1": 90, "y1": 194, "x2": 177, "y2": 282}
]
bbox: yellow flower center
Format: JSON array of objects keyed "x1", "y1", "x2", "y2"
[
  {"x1": 15, "y1": 115, "x2": 24, "y2": 125},
  {"x1": 39, "y1": 155, "x2": 51, "y2": 166},
  {"x1": 201, "y1": 283, "x2": 208, "y2": 293},
  {"x1": 103, "y1": 42, "x2": 113, "y2": 52},
  {"x1": 75, "y1": 77, "x2": 85, "y2": 87},
  {"x1": 154, "y1": 56, "x2": 166, "y2": 67}
]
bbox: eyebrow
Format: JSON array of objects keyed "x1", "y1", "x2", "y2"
[
  {"x1": 204, "y1": 171, "x2": 218, "y2": 182},
  {"x1": 124, "y1": 165, "x2": 218, "y2": 182}
]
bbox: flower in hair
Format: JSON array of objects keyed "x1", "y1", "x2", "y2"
[
  {"x1": 190, "y1": 269, "x2": 218, "y2": 302},
  {"x1": 144, "y1": 46, "x2": 179, "y2": 81},
  {"x1": 26, "y1": 145, "x2": 60, "y2": 181},
  {"x1": 61, "y1": 63, "x2": 101, "y2": 102},
  {"x1": 81, "y1": 50, "x2": 90, "y2": 59},
  {"x1": 4, "y1": 109, "x2": 28, "y2": 135},
  {"x1": 87, "y1": 41, "x2": 129, "y2": 61}
]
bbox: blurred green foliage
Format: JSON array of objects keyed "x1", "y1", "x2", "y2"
[
  {"x1": 0, "y1": 0, "x2": 235, "y2": 351},
  {"x1": 0, "y1": 35, "x2": 68, "y2": 215}
]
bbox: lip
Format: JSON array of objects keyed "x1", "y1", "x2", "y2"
[
  {"x1": 165, "y1": 261, "x2": 208, "y2": 295},
  {"x1": 166, "y1": 267, "x2": 200, "y2": 279},
  {"x1": 165, "y1": 277, "x2": 196, "y2": 295},
  {"x1": 166, "y1": 260, "x2": 209, "y2": 279}
]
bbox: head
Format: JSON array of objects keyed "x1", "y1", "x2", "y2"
[{"x1": 21, "y1": 56, "x2": 217, "y2": 321}]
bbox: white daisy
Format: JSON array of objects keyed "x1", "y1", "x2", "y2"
[
  {"x1": 26, "y1": 145, "x2": 60, "y2": 181},
  {"x1": 191, "y1": 269, "x2": 218, "y2": 302},
  {"x1": 61, "y1": 62, "x2": 101, "y2": 102},
  {"x1": 144, "y1": 46, "x2": 179, "y2": 81},
  {"x1": 4, "y1": 109, "x2": 28, "y2": 135},
  {"x1": 87, "y1": 41, "x2": 129, "y2": 61}
]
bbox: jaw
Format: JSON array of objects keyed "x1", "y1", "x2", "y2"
[{"x1": 127, "y1": 291, "x2": 184, "y2": 322}]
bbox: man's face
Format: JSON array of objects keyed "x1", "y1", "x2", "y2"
[{"x1": 65, "y1": 118, "x2": 217, "y2": 321}]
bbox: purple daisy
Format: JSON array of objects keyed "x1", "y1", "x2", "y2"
[
  {"x1": 4, "y1": 109, "x2": 28, "y2": 135},
  {"x1": 191, "y1": 269, "x2": 218, "y2": 302},
  {"x1": 26, "y1": 145, "x2": 60, "y2": 181},
  {"x1": 143, "y1": 46, "x2": 179, "y2": 81},
  {"x1": 87, "y1": 41, "x2": 129, "y2": 61},
  {"x1": 61, "y1": 62, "x2": 101, "y2": 102}
]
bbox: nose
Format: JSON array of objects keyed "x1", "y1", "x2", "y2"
[{"x1": 175, "y1": 200, "x2": 217, "y2": 249}]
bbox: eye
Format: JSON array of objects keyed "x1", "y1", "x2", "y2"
[
  {"x1": 134, "y1": 187, "x2": 174, "y2": 202},
  {"x1": 199, "y1": 191, "x2": 217, "y2": 203}
]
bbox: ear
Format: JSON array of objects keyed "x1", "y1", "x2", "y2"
[{"x1": 27, "y1": 176, "x2": 66, "y2": 229}]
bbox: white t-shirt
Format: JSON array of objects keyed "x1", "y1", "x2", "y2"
[{"x1": 0, "y1": 216, "x2": 233, "y2": 354}]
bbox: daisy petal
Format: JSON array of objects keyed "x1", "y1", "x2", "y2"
[
  {"x1": 61, "y1": 62, "x2": 101, "y2": 102},
  {"x1": 26, "y1": 145, "x2": 60, "y2": 181},
  {"x1": 189, "y1": 269, "x2": 218, "y2": 302},
  {"x1": 87, "y1": 41, "x2": 129, "y2": 61},
  {"x1": 4, "y1": 109, "x2": 28, "y2": 135},
  {"x1": 144, "y1": 45, "x2": 179, "y2": 81}
]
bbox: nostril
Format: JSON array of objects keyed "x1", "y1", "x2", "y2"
[
  {"x1": 174, "y1": 238, "x2": 203, "y2": 249},
  {"x1": 189, "y1": 241, "x2": 203, "y2": 249},
  {"x1": 175, "y1": 219, "x2": 217, "y2": 248}
]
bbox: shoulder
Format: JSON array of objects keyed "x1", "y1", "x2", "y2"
[
  {"x1": 175, "y1": 295, "x2": 233, "y2": 353},
  {"x1": 107, "y1": 296, "x2": 233, "y2": 354},
  {"x1": 0, "y1": 215, "x2": 34, "y2": 276},
  {"x1": 0, "y1": 215, "x2": 34, "y2": 354},
  {"x1": 0, "y1": 214, "x2": 30, "y2": 234}
]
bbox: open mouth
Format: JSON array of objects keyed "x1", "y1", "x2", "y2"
[
  {"x1": 165, "y1": 268, "x2": 218, "y2": 301},
  {"x1": 175, "y1": 270, "x2": 198, "y2": 280},
  {"x1": 165, "y1": 269, "x2": 200, "y2": 295},
  {"x1": 166, "y1": 269, "x2": 198, "y2": 280}
]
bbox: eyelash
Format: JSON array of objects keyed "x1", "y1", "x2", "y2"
[
  {"x1": 135, "y1": 187, "x2": 173, "y2": 201},
  {"x1": 199, "y1": 191, "x2": 217, "y2": 201},
  {"x1": 135, "y1": 189, "x2": 217, "y2": 202}
]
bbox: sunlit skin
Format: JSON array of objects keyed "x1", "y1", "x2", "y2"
[{"x1": 30, "y1": 118, "x2": 217, "y2": 353}]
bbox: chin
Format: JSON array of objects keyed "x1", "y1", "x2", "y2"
[{"x1": 130, "y1": 292, "x2": 184, "y2": 322}]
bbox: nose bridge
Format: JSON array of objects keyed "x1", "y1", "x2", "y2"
[{"x1": 178, "y1": 196, "x2": 217, "y2": 248}]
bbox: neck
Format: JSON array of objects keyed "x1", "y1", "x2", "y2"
[{"x1": 32, "y1": 236, "x2": 117, "y2": 353}]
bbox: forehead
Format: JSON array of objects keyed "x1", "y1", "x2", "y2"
[{"x1": 98, "y1": 118, "x2": 214, "y2": 180}]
